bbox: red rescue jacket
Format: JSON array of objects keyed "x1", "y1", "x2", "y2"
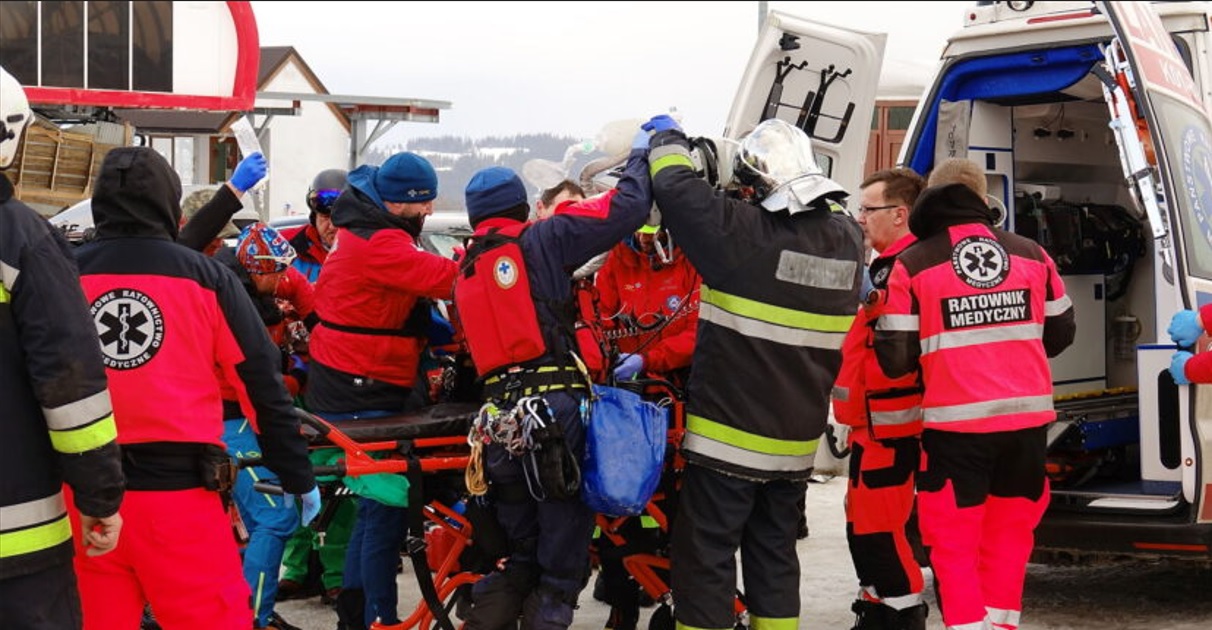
[{"x1": 831, "y1": 234, "x2": 922, "y2": 439}]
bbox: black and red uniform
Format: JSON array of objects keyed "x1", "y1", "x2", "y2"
[
  {"x1": 874, "y1": 183, "x2": 1075, "y2": 630},
  {"x1": 72, "y1": 147, "x2": 315, "y2": 630},
  {"x1": 831, "y1": 233, "x2": 926, "y2": 622}
]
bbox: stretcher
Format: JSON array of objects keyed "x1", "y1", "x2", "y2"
[{"x1": 248, "y1": 403, "x2": 483, "y2": 630}]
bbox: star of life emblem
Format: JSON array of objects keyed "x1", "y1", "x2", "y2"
[{"x1": 90, "y1": 289, "x2": 165, "y2": 370}]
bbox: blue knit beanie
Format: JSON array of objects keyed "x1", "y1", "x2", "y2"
[
  {"x1": 348, "y1": 152, "x2": 437, "y2": 210},
  {"x1": 465, "y1": 166, "x2": 528, "y2": 225}
]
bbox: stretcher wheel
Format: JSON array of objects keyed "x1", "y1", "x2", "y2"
[{"x1": 648, "y1": 603, "x2": 674, "y2": 630}]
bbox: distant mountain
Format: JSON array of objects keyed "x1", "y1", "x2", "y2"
[{"x1": 364, "y1": 134, "x2": 598, "y2": 212}]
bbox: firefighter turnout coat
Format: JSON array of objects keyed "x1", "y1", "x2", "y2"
[
  {"x1": 0, "y1": 175, "x2": 124, "y2": 580},
  {"x1": 649, "y1": 130, "x2": 864, "y2": 480}
]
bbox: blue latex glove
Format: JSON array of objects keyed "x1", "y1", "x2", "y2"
[
  {"x1": 641, "y1": 114, "x2": 682, "y2": 134},
  {"x1": 297, "y1": 486, "x2": 322, "y2": 527},
  {"x1": 1167, "y1": 309, "x2": 1203, "y2": 348},
  {"x1": 230, "y1": 152, "x2": 268, "y2": 193},
  {"x1": 1170, "y1": 351, "x2": 1194, "y2": 385},
  {"x1": 632, "y1": 129, "x2": 650, "y2": 151},
  {"x1": 614, "y1": 353, "x2": 644, "y2": 381}
]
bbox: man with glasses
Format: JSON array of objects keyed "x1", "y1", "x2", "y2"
[
  {"x1": 282, "y1": 169, "x2": 347, "y2": 283},
  {"x1": 832, "y1": 168, "x2": 929, "y2": 630}
]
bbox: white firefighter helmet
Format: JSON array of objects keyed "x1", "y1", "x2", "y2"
[
  {"x1": 733, "y1": 118, "x2": 845, "y2": 213},
  {"x1": 0, "y1": 65, "x2": 32, "y2": 170}
]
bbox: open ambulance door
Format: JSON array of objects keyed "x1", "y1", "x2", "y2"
[
  {"x1": 1099, "y1": 1, "x2": 1212, "y2": 517},
  {"x1": 723, "y1": 10, "x2": 885, "y2": 204}
]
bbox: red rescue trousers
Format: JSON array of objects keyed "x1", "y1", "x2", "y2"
[
  {"x1": 69, "y1": 487, "x2": 252, "y2": 630},
  {"x1": 916, "y1": 427, "x2": 1050, "y2": 630},
  {"x1": 845, "y1": 428, "x2": 924, "y2": 608}
]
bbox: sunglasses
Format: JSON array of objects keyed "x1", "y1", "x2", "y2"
[{"x1": 307, "y1": 189, "x2": 342, "y2": 214}]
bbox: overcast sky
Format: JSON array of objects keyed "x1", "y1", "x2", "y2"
[{"x1": 250, "y1": 1, "x2": 970, "y2": 142}]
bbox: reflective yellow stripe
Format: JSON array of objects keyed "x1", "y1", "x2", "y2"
[
  {"x1": 750, "y1": 616, "x2": 798, "y2": 630},
  {"x1": 650, "y1": 149, "x2": 695, "y2": 177},
  {"x1": 686, "y1": 414, "x2": 813, "y2": 457},
  {"x1": 0, "y1": 282, "x2": 9, "y2": 303},
  {"x1": 640, "y1": 515, "x2": 659, "y2": 529},
  {"x1": 0, "y1": 514, "x2": 72, "y2": 558},
  {"x1": 49, "y1": 413, "x2": 118, "y2": 454},
  {"x1": 676, "y1": 622, "x2": 731, "y2": 630},
  {"x1": 702, "y1": 285, "x2": 853, "y2": 333}
]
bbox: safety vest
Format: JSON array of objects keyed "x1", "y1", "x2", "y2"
[{"x1": 454, "y1": 222, "x2": 548, "y2": 377}]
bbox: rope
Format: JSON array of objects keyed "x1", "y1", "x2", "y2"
[{"x1": 465, "y1": 440, "x2": 488, "y2": 496}]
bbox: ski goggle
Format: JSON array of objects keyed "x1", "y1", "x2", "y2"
[{"x1": 307, "y1": 188, "x2": 342, "y2": 214}]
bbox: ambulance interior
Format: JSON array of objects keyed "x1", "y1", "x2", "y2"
[{"x1": 904, "y1": 40, "x2": 1196, "y2": 522}]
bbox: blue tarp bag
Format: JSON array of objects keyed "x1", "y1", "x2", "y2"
[{"x1": 582, "y1": 385, "x2": 668, "y2": 516}]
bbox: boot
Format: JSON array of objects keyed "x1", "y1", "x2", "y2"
[
  {"x1": 519, "y1": 587, "x2": 575, "y2": 630},
  {"x1": 334, "y1": 588, "x2": 366, "y2": 630},
  {"x1": 885, "y1": 603, "x2": 928, "y2": 630},
  {"x1": 850, "y1": 599, "x2": 887, "y2": 630}
]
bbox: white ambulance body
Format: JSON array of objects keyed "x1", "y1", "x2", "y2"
[{"x1": 896, "y1": 0, "x2": 1212, "y2": 562}]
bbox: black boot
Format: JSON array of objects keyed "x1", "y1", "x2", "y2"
[
  {"x1": 334, "y1": 588, "x2": 365, "y2": 630},
  {"x1": 885, "y1": 603, "x2": 928, "y2": 630},
  {"x1": 850, "y1": 600, "x2": 886, "y2": 630}
]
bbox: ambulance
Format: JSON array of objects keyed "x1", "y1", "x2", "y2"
[{"x1": 725, "y1": 1, "x2": 1212, "y2": 563}]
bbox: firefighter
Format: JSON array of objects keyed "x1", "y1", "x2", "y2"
[
  {"x1": 873, "y1": 157, "x2": 1075, "y2": 630},
  {"x1": 72, "y1": 146, "x2": 319, "y2": 630},
  {"x1": 647, "y1": 115, "x2": 864, "y2": 630},
  {"x1": 0, "y1": 64, "x2": 125, "y2": 630},
  {"x1": 455, "y1": 147, "x2": 651, "y2": 629},
  {"x1": 831, "y1": 168, "x2": 928, "y2": 630}
]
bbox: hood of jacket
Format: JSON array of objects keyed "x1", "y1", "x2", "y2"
[
  {"x1": 908, "y1": 183, "x2": 997, "y2": 239},
  {"x1": 91, "y1": 146, "x2": 183, "y2": 241},
  {"x1": 331, "y1": 186, "x2": 421, "y2": 238}
]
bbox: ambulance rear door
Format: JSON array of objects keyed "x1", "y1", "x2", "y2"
[
  {"x1": 1100, "y1": 1, "x2": 1212, "y2": 515},
  {"x1": 723, "y1": 10, "x2": 885, "y2": 203}
]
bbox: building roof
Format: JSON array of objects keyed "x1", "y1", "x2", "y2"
[{"x1": 113, "y1": 46, "x2": 343, "y2": 133}]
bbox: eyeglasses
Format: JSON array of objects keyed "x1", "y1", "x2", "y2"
[
  {"x1": 858, "y1": 204, "x2": 900, "y2": 215},
  {"x1": 307, "y1": 189, "x2": 341, "y2": 214}
]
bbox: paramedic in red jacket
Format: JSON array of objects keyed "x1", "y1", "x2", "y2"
[
  {"x1": 873, "y1": 158, "x2": 1075, "y2": 630},
  {"x1": 831, "y1": 167, "x2": 928, "y2": 630},
  {"x1": 305, "y1": 151, "x2": 459, "y2": 628},
  {"x1": 595, "y1": 224, "x2": 700, "y2": 386},
  {"x1": 72, "y1": 147, "x2": 318, "y2": 630}
]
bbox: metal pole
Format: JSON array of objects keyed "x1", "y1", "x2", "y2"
[{"x1": 758, "y1": 0, "x2": 767, "y2": 31}]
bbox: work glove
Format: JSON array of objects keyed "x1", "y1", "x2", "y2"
[
  {"x1": 642, "y1": 114, "x2": 682, "y2": 135},
  {"x1": 296, "y1": 486, "x2": 322, "y2": 527},
  {"x1": 1167, "y1": 309, "x2": 1203, "y2": 348},
  {"x1": 1170, "y1": 351, "x2": 1194, "y2": 385},
  {"x1": 614, "y1": 353, "x2": 644, "y2": 381},
  {"x1": 230, "y1": 152, "x2": 268, "y2": 193},
  {"x1": 632, "y1": 129, "x2": 650, "y2": 151}
]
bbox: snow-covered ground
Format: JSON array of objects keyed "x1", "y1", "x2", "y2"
[{"x1": 279, "y1": 476, "x2": 1212, "y2": 629}]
